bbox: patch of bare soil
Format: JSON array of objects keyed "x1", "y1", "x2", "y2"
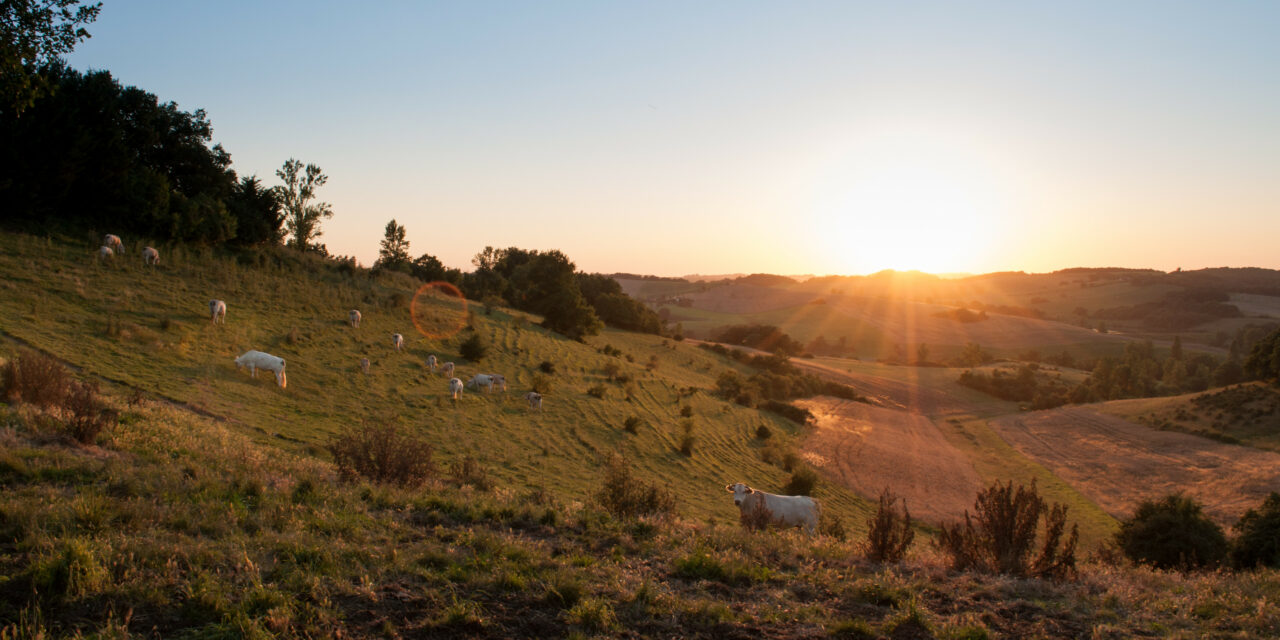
[
  {"x1": 990, "y1": 406, "x2": 1280, "y2": 525},
  {"x1": 797, "y1": 397, "x2": 985, "y2": 523}
]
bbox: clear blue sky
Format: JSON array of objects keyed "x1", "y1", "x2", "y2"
[{"x1": 66, "y1": 1, "x2": 1280, "y2": 276}]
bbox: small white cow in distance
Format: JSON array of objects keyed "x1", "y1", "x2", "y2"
[
  {"x1": 725, "y1": 482, "x2": 820, "y2": 536},
  {"x1": 142, "y1": 246, "x2": 159, "y2": 265},
  {"x1": 392, "y1": 333, "x2": 404, "y2": 350},
  {"x1": 466, "y1": 373, "x2": 494, "y2": 392},
  {"x1": 441, "y1": 362, "x2": 455, "y2": 378},
  {"x1": 234, "y1": 350, "x2": 287, "y2": 388},
  {"x1": 97, "y1": 246, "x2": 114, "y2": 262},
  {"x1": 449, "y1": 377, "x2": 464, "y2": 400},
  {"x1": 348, "y1": 310, "x2": 361, "y2": 328},
  {"x1": 426, "y1": 354, "x2": 437, "y2": 372},
  {"x1": 487, "y1": 373, "x2": 507, "y2": 392},
  {"x1": 524, "y1": 391, "x2": 542, "y2": 411},
  {"x1": 103, "y1": 234, "x2": 125, "y2": 253},
  {"x1": 360, "y1": 357, "x2": 370, "y2": 374},
  {"x1": 209, "y1": 300, "x2": 227, "y2": 324}
]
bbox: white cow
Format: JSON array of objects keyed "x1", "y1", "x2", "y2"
[
  {"x1": 348, "y1": 310, "x2": 361, "y2": 328},
  {"x1": 441, "y1": 362, "x2": 455, "y2": 378},
  {"x1": 725, "y1": 482, "x2": 820, "y2": 536},
  {"x1": 466, "y1": 373, "x2": 494, "y2": 392},
  {"x1": 97, "y1": 246, "x2": 114, "y2": 262},
  {"x1": 449, "y1": 377, "x2": 464, "y2": 400},
  {"x1": 426, "y1": 354, "x2": 437, "y2": 372},
  {"x1": 209, "y1": 299, "x2": 227, "y2": 324},
  {"x1": 142, "y1": 246, "x2": 159, "y2": 265},
  {"x1": 234, "y1": 350, "x2": 287, "y2": 388},
  {"x1": 360, "y1": 357, "x2": 370, "y2": 374},
  {"x1": 103, "y1": 234, "x2": 124, "y2": 253},
  {"x1": 524, "y1": 391, "x2": 542, "y2": 411},
  {"x1": 392, "y1": 333, "x2": 404, "y2": 350},
  {"x1": 487, "y1": 373, "x2": 507, "y2": 392}
]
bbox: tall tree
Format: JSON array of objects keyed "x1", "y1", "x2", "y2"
[
  {"x1": 375, "y1": 218, "x2": 410, "y2": 271},
  {"x1": 1, "y1": 0, "x2": 100, "y2": 116},
  {"x1": 226, "y1": 175, "x2": 283, "y2": 245},
  {"x1": 275, "y1": 158, "x2": 332, "y2": 251}
]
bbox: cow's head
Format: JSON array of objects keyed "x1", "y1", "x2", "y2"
[{"x1": 725, "y1": 482, "x2": 754, "y2": 506}]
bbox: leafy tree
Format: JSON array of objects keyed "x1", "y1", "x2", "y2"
[
  {"x1": 1245, "y1": 327, "x2": 1280, "y2": 382},
  {"x1": 276, "y1": 158, "x2": 332, "y2": 251},
  {"x1": 1115, "y1": 494, "x2": 1226, "y2": 570},
  {"x1": 375, "y1": 218, "x2": 410, "y2": 272},
  {"x1": 1, "y1": 0, "x2": 100, "y2": 115},
  {"x1": 1231, "y1": 492, "x2": 1280, "y2": 569},
  {"x1": 410, "y1": 252, "x2": 449, "y2": 282},
  {"x1": 459, "y1": 330, "x2": 486, "y2": 362},
  {"x1": 1171, "y1": 335, "x2": 1183, "y2": 361},
  {"x1": 226, "y1": 175, "x2": 282, "y2": 245}
]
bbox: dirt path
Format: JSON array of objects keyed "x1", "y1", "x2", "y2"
[
  {"x1": 990, "y1": 406, "x2": 1280, "y2": 524},
  {"x1": 797, "y1": 397, "x2": 985, "y2": 523}
]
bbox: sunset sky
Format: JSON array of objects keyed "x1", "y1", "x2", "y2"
[{"x1": 66, "y1": 2, "x2": 1280, "y2": 277}]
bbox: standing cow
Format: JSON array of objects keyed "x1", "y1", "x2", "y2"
[
  {"x1": 466, "y1": 373, "x2": 494, "y2": 392},
  {"x1": 725, "y1": 482, "x2": 820, "y2": 536},
  {"x1": 209, "y1": 299, "x2": 227, "y2": 324},
  {"x1": 103, "y1": 234, "x2": 125, "y2": 253},
  {"x1": 348, "y1": 310, "x2": 362, "y2": 328},
  {"x1": 142, "y1": 246, "x2": 160, "y2": 265},
  {"x1": 449, "y1": 377, "x2": 464, "y2": 400},
  {"x1": 524, "y1": 391, "x2": 543, "y2": 411},
  {"x1": 441, "y1": 362, "x2": 455, "y2": 378},
  {"x1": 426, "y1": 354, "x2": 437, "y2": 373},
  {"x1": 392, "y1": 333, "x2": 404, "y2": 350},
  {"x1": 234, "y1": 350, "x2": 287, "y2": 388}
]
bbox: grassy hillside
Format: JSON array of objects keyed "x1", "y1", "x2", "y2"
[{"x1": 0, "y1": 232, "x2": 870, "y2": 526}]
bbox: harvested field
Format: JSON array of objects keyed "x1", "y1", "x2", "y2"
[
  {"x1": 797, "y1": 397, "x2": 985, "y2": 523},
  {"x1": 793, "y1": 358, "x2": 1014, "y2": 418},
  {"x1": 990, "y1": 406, "x2": 1280, "y2": 525}
]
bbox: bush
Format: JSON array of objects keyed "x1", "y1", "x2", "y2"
[
  {"x1": 866, "y1": 488, "x2": 914, "y2": 563},
  {"x1": 1116, "y1": 493, "x2": 1227, "y2": 570},
  {"x1": 459, "y1": 331, "x2": 487, "y2": 362},
  {"x1": 679, "y1": 404, "x2": 693, "y2": 418},
  {"x1": 1232, "y1": 492, "x2": 1280, "y2": 569},
  {"x1": 936, "y1": 480, "x2": 1078, "y2": 579},
  {"x1": 623, "y1": 416, "x2": 642, "y2": 434},
  {"x1": 539, "y1": 360, "x2": 556, "y2": 374},
  {"x1": 586, "y1": 384, "x2": 606, "y2": 399},
  {"x1": 755, "y1": 424, "x2": 772, "y2": 440},
  {"x1": 739, "y1": 499, "x2": 772, "y2": 532},
  {"x1": 595, "y1": 457, "x2": 676, "y2": 519},
  {"x1": 782, "y1": 466, "x2": 818, "y2": 496},
  {"x1": 449, "y1": 456, "x2": 492, "y2": 491},
  {"x1": 327, "y1": 421, "x2": 436, "y2": 486},
  {"x1": 678, "y1": 419, "x2": 695, "y2": 456},
  {"x1": 759, "y1": 400, "x2": 813, "y2": 424},
  {"x1": 1, "y1": 350, "x2": 70, "y2": 408},
  {"x1": 62, "y1": 380, "x2": 116, "y2": 444}
]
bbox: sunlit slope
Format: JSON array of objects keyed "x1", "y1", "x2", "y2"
[{"x1": 0, "y1": 232, "x2": 871, "y2": 524}]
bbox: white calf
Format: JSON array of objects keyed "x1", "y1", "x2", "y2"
[
  {"x1": 466, "y1": 373, "x2": 494, "y2": 392},
  {"x1": 142, "y1": 246, "x2": 159, "y2": 265},
  {"x1": 103, "y1": 234, "x2": 124, "y2": 253},
  {"x1": 209, "y1": 299, "x2": 227, "y2": 324},
  {"x1": 392, "y1": 333, "x2": 404, "y2": 350},
  {"x1": 725, "y1": 482, "x2": 820, "y2": 536},
  {"x1": 442, "y1": 362, "x2": 454, "y2": 378},
  {"x1": 427, "y1": 354, "x2": 437, "y2": 372},
  {"x1": 524, "y1": 391, "x2": 542, "y2": 410},
  {"x1": 234, "y1": 350, "x2": 287, "y2": 388},
  {"x1": 487, "y1": 374, "x2": 507, "y2": 392},
  {"x1": 97, "y1": 246, "x2": 113, "y2": 262},
  {"x1": 360, "y1": 357, "x2": 370, "y2": 374},
  {"x1": 349, "y1": 310, "x2": 361, "y2": 328},
  {"x1": 449, "y1": 377, "x2": 464, "y2": 400}
]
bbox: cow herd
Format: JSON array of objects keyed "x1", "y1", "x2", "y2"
[{"x1": 98, "y1": 233, "x2": 819, "y2": 534}]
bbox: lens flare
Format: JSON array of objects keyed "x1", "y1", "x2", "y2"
[{"x1": 410, "y1": 281, "x2": 468, "y2": 340}]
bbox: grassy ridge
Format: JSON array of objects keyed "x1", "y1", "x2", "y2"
[{"x1": 0, "y1": 232, "x2": 870, "y2": 525}]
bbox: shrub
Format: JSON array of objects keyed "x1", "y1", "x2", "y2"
[
  {"x1": 1232, "y1": 492, "x2": 1280, "y2": 569},
  {"x1": 936, "y1": 480, "x2": 1078, "y2": 579},
  {"x1": 530, "y1": 373, "x2": 554, "y2": 394},
  {"x1": 62, "y1": 380, "x2": 116, "y2": 445},
  {"x1": 327, "y1": 421, "x2": 436, "y2": 486},
  {"x1": 783, "y1": 466, "x2": 818, "y2": 496},
  {"x1": 760, "y1": 400, "x2": 813, "y2": 424},
  {"x1": 623, "y1": 416, "x2": 642, "y2": 434},
  {"x1": 679, "y1": 404, "x2": 693, "y2": 418},
  {"x1": 819, "y1": 512, "x2": 847, "y2": 541},
  {"x1": 1116, "y1": 493, "x2": 1227, "y2": 570},
  {"x1": 595, "y1": 457, "x2": 676, "y2": 519},
  {"x1": 755, "y1": 424, "x2": 772, "y2": 440},
  {"x1": 481, "y1": 294, "x2": 503, "y2": 315},
  {"x1": 449, "y1": 456, "x2": 493, "y2": 491},
  {"x1": 678, "y1": 435, "x2": 695, "y2": 456},
  {"x1": 1, "y1": 350, "x2": 70, "y2": 408},
  {"x1": 866, "y1": 488, "x2": 914, "y2": 563},
  {"x1": 539, "y1": 360, "x2": 556, "y2": 374},
  {"x1": 586, "y1": 384, "x2": 607, "y2": 399},
  {"x1": 459, "y1": 331, "x2": 487, "y2": 362}
]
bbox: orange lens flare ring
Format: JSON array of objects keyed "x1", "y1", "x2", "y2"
[{"x1": 410, "y1": 281, "x2": 468, "y2": 340}]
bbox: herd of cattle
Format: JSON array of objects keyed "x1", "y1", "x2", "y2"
[{"x1": 94, "y1": 234, "x2": 819, "y2": 533}]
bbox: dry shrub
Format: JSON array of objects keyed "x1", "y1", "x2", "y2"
[
  {"x1": 530, "y1": 373, "x2": 554, "y2": 394},
  {"x1": 740, "y1": 499, "x2": 773, "y2": 532},
  {"x1": 62, "y1": 380, "x2": 117, "y2": 444},
  {"x1": 623, "y1": 416, "x2": 642, "y2": 434},
  {"x1": 586, "y1": 384, "x2": 607, "y2": 399},
  {"x1": 449, "y1": 456, "x2": 492, "y2": 491},
  {"x1": 935, "y1": 479, "x2": 1078, "y2": 580},
  {"x1": 327, "y1": 421, "x2": 435, "y2": 486},
  {"x1": 783, "y1": 466, "x2": 818, "y2": 496},
  {"x1": 2, "y1": 350, "x2": 70, "y2": 408},
  {"x1": 595, "y1": 456, "x2": 676, "y2": 519},
  {"x1": 866, "y1": 488, "x2": 914, "y2": 563}
]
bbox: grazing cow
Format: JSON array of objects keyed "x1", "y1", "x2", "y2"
[
  {"x1": 392, "y1": 333, "x2": 404, "y2": 350},
  {"x1": 724, "y1": 482, "x2": 820, "y2": 536},
  {"x1": 349, "y1": 310, "x2": 362, "y2": 328},
  {"x1": 449, "y1": 377, "x2": 464, "y2": 400},
  {"x1": 103, "y1": 234, "x2": 124, "y2": 253},
  {"x1": 360, "y1": 357, "x2": 370, "y2": 374},
  {"x1": 441, "y1": 362, "x2": 455, "y2": 378},
  {"x1": 426, "y1": 354, "x2": 437, "y2": 372},
  {"x1": 97, "y1": 246, "x2": 114, "y2": 262},
  {"x1": 234, "y1": 350, "x2": 287, "y2": 388},
  {"x1": 524, "y1": 391, "x2": 542, "y2": 411},
  {"x1": 142, "y1": 246, "x2": 159, "y2": 265},
  {"x1": 466, "y1": 373, "x2": 494, "y2": 392},
  {"x1": 209, "y1": 299, "x2": 227, "y2": 324},
  {"x1": 487, "y1": 373, "x2": 507, "y2": 392}
]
